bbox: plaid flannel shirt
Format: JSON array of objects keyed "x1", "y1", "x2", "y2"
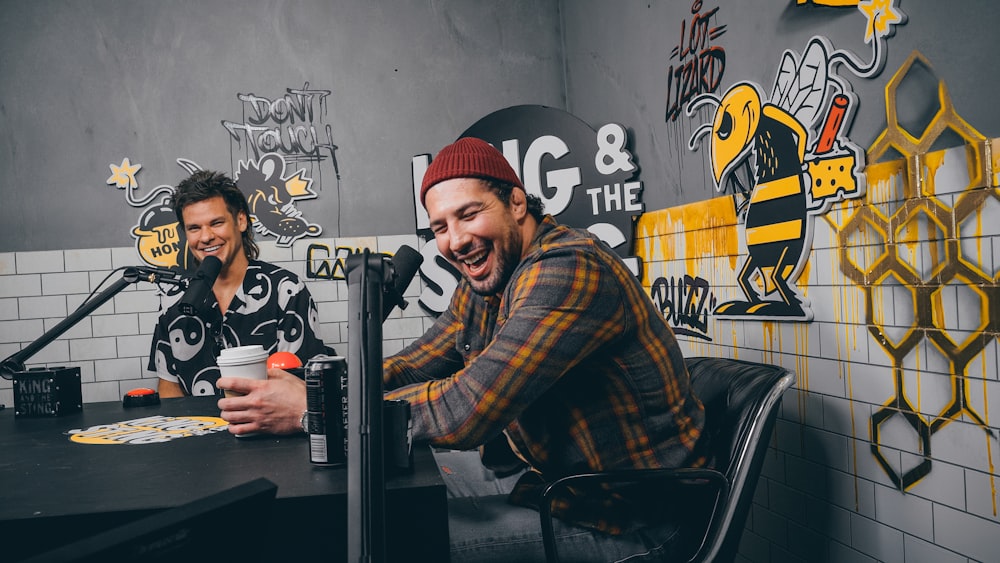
[{"x1": 384, "y1": 216, "x2": 706, "y2": 534}]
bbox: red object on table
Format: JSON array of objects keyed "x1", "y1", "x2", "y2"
[{"x1": 267, "y1": 351, "x2": 303, "y2": 370}]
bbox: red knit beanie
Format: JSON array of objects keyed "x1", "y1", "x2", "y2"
[{"x1": 420, "y1": 137, "x2": 523, "y2": 207}]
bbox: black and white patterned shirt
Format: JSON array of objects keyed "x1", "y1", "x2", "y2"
[{"x1": 148, "y1": 260, "x2": 327, "y2": 396}]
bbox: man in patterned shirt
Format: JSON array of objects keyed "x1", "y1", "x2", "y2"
[{"x1": 147, "y1": 171, "x2": 326, "y2": 417}]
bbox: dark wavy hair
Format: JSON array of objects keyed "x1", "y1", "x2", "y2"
[
  {"x1": 485, "y1": 180, "x2": 545, "y2": 222},
  {"x1": 170, "y1": 170, "x2": 259, "y2": 260}
]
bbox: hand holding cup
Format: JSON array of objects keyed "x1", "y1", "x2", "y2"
[{"x1": 216, "y1": 345, "x2": 268, "y2": 398}]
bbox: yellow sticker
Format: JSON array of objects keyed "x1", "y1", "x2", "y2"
[{"x1": 67, "y1": 415, "x2": 229, "y2": 445}]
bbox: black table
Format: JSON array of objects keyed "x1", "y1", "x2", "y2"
[{"x1": 0, "y1": 397, "x2": 449, "y2": 562}]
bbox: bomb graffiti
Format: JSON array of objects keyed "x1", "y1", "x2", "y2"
[{"x1": 108, "y1": 157, "x2": 202, "y2": 272}]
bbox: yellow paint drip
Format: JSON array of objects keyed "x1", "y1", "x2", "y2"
[
  {"x1": 981, "y1": 354, "x2": 997, "y2": 516},
  {"x1": 799, "y1": 260, "x2": 812, "y2": 291},
  {"x1": 922, "y1": 149, "x2": 946, "y2": 197},
  {"x1": 865, "y1": 160, "x2": 906, "y2": 204},
  {"x1": 635, "y1": 196, "x2": 740, "y2": 279},
  {"x1": 794, "y1": 325, "x2": 809, "y2": 396},
  {"x1": 932, "y1": 291, "x2": 945, "y2": 334}
]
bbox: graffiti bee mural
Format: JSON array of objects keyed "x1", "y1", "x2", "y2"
[{"x1": 687, "y1": 38, "x2": 867, "y2": 321}]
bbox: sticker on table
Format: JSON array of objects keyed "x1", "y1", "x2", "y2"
[{"x1": 66, "y1": 415, "x2": 229, "y2": 444}]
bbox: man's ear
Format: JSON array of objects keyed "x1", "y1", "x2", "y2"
[
  {"x1": 509, "y1": 188, "x2": 528, "y2": 220},
  {"x1": 237, "y1": 211, "x2": 248, "y2": 233}
]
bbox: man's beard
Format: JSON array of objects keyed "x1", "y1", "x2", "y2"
[{"x1": 467, "y1": 226, "x2": 522, "y2": 296}]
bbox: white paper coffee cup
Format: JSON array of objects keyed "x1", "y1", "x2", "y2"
[
  {"x1": 216, "y1": 345, "x2": 268, "y2": 398},
  {"x1": 217, "y1": 345, "x2": 269, "y2": 438}
]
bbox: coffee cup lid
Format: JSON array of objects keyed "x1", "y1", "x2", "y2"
[{"x1": 217, "y1": 345, "x2": 269, "y2": 365}]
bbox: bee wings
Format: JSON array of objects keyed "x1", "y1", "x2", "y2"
[{"x1": 770, "y1": 38, "x2": 831, "y2": 134}]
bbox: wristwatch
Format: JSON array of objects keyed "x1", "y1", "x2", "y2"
[{"x1": 299, "y1": 411, "x2": 309, "y2": 433}]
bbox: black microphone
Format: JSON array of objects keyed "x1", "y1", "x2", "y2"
[
  {"x1": 382, "y1": 245, "x2": 423, "y2": 322},
  {"x1": 178, "y1": 256, "x2": 223, "y2": 316},
  {"x1": 122, "y1": 265, "x2": 183, "y2": 285}
]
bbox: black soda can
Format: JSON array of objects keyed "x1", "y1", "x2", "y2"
[{"x1": 304, "y1": 354, "x2": 348, "y2": 466}]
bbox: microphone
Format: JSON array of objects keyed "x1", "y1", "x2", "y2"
[
  {"x1": 122, "y1": 265, "x2": 183, "y2": 285},
  {"x1": 178, "y1": 256, "x2": 223, "y2": 316},
  {"x1": 382, "y1": 245, "x2": 423, "y2": 322}
]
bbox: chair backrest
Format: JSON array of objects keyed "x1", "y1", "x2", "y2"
[{"x1": 684, "y1": 357, "x2": 794, "y2": 563}]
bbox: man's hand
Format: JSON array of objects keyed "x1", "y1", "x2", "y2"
[{"x1": 217, "y1": 368, "x2": 306, "y2": 436}]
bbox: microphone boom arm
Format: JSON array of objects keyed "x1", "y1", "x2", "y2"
[{"x1": 0, "y1": 267, "x2": 184, "y2": 380}]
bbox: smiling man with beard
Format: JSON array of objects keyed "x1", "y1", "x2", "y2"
[
  {"x1": 379, "y1": 137, "x2": 708, "y2": 563},
  {"x1": 218, "y1": 137, "x2": 708, "y2": 562}
]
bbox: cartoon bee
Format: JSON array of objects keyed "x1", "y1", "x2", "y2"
[{"x1": 688, "y1": 39, "x2": 863, "y2": 321}]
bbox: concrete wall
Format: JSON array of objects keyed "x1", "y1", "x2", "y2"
[{"x1": 0, "y1": 0, "x2": 565, "y2": 252}]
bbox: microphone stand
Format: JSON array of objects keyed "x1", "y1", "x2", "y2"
[
  {"x1": 345, "y1": 250, "x2": 407, "y2": 563},
  {"x1": 1, "y1": 267, "x2": 185, "y2": 380}
]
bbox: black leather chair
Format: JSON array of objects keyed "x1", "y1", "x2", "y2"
[{"x1": 539, "y1": 356, "x2": 794, "y2": 563}]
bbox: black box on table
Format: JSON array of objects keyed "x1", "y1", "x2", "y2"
[{"x1": 13, "y1": 366, "x2": 82, "y2": 417}]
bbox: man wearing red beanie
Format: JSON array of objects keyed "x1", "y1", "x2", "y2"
[
  {"x1": 219, "y1": 136, "x2": 706, "y2": 561},
  {"x1": 382, "y1": 137, "x2": 708, "y2": 562}
]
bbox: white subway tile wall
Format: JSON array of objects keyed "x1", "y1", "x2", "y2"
[{"x1": 642, "y1": 144, "x2": 1000, "y2": 562}]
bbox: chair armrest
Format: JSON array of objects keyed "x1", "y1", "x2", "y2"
[{"x1": 539, "y1": 468, "x2": 729, "y2": 563}]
